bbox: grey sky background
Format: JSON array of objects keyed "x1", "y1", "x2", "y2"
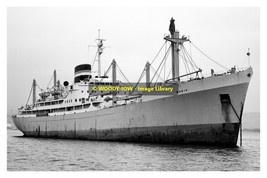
[{"x1": 7, "y1": 7, "x2": 260, "y2": 113}]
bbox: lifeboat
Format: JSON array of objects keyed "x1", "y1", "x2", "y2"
[
  {"x1": 51, "y1": 89, "x2": 63, "y2": 96},
  {"x1": 39, "y1": 91, "x2": 50, "y2": 99},
  {"x1": 92, "y1": 101, "x2": 102, "y2": 107}
]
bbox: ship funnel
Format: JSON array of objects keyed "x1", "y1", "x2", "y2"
[
  {"x1": 63, "y1": 81, "x2": 69, "y2": 86},
  {"x1": 74, "y1": 64, "x2": 92, "y2": 83}
]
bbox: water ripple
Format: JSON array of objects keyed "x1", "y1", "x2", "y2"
[{"x1": 7, "y1": 129, "x2": 260, "y2": 171}]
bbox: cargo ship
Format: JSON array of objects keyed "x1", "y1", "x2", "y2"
[{"x1": 12, "y1": 18, "x2": 253, "y2": 146}]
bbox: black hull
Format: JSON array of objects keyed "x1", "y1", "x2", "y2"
[{"x1": 22, "y1": 123, "x2": 239, "y2": 147}]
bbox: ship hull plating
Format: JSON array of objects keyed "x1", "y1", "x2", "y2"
[
  {"x1": 21, "y1": 123, "x2": 239, "y2": 146},
  {"x1": 13, "y1": 79, "x2": 250, "y2": 146}
]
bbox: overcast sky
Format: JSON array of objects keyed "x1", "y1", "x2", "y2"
[{"x1": 7, "y1": 7, "x2": 260, "y2": 113}]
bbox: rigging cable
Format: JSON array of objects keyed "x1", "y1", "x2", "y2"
[
  {"x1": 116, "y1": 63, "x2": 133, "y2": 87},
  {"x1": 46, "y1": 72, "x2": 54, "y2": 88},
  {"x1": 154, "y1": 46, "x2": 171, "y2": 83},
  {"x1": 183, "y1": 46, "x2": 204, "y2": 78},
  {"x1": 180, "y1": 47, "x2": 196, "y2": 79},
  {"x1": 130, "y1": 66, "x2": 146, "y2": 95},
  {"x1": 150, "y1": 41, "x2": 167, "y2": 65},
  {"x1": 181, "y1": 46, "x2": 192, "y2": 72},
  {"x1": 166, "y1": 68, "x2": 172, "y2": 80},
  {"x1": 150, "y1": 45, "x2": 171, "y2": 84},
  {"x1": 191, "y1": 42, "x2": 229, "y2": 70},
  {"x1": 183, "y1": 45, "x2": 199, "y2": 71},
  {"x1": 180, "y1": 48, "x2": 190, "y2": 75},
  {"x1": 91, "y1": 50, "x2": 99, "y2": 70},
  {"x1": 164, "y1": 41, "x2": 168, "y2": 80},
  {"x1": 180, "y1": 45, "x2": 197, "y2": 71},
  {"x1": 35, "y1": 81, "x2": 42, "y2": 91},
  {"x1": 190, "y1": 41, "x2": 192, "y2": 59},
  {"x1": 25, "y1": 84, "x2": 33, "y2": 106},
  {"x1": 151, "y1": 65, "x2": 164, "y2": 83},
  {"x1": 99, "y1": 63, "x2": 112, "y2": 82}
]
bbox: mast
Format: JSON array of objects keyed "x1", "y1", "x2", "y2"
[
  {"x1": 32, "y1": 79, "x2": 36, "y2": 104},
  {"x1": 112, "y1": 59, "x2": 116, "y2": 105},
  {"x1": 96, "y1": 29, "x2": 106, "y2": 77},
  {"x1": 170, "y1": 18, "x2": 179, "y2": 80},
  {"x1": 146, "y1": 61, "x2": 150, "y2": 87},
  {"x1": 164, "y1": 18, "x2": 189, "y2": 81},
  {"x1": 53, "y1": 70, "x2": 57, "y2": 88}
]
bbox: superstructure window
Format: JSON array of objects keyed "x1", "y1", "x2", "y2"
[
  {"x1": 75, "y1": 105, "x2": 82, "y2": 110},
  {"x1": 59, "y1": 108, "x2": 65, "y2": 112},
  {"x1": 67, "y1": 106, "x2": 73, "y2": 111},
  {"x1": 51, "y1": 108, "x2": 58, "y2": 113},
  {"x1": 52, "y1": 101, "x2": 59, "y2": 105}
]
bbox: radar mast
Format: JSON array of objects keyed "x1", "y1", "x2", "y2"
[{"x1": 96, "y1": 29, "x2": 106, "y2": 77}]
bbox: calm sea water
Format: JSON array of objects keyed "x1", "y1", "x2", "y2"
[{"x1": 7, "y1": 129, "x2": 260, "y2": 171}]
